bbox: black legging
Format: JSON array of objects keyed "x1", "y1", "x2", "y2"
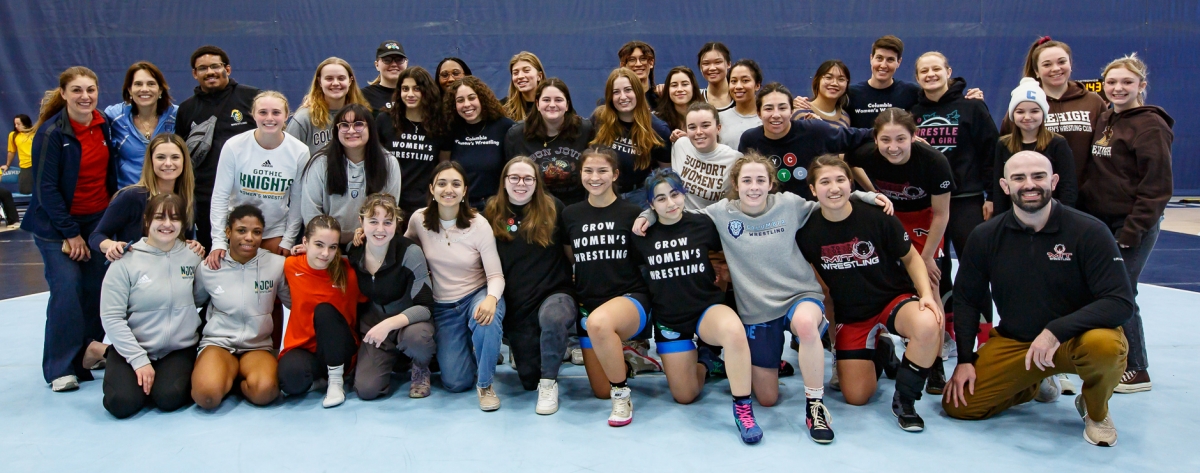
[
  {"x1": 505, "y1": 293, "x2": 575, "y2": 391},
  {"x1": 102, "y1": 345, "x2": 196, "y2": 419},
  {"x1": 941, "y1": 194, "x2": 993, "y2": 322},
  {"x1": 278, "y1": 303, "x2": 357, "y2": 395},
  {"x1": 0, "y1": 187, "x2": 17, "y2": 225}
]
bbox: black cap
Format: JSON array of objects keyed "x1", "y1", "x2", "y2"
[{"x1": 376, "y1": 41, "x2": 406, "y2": 59}]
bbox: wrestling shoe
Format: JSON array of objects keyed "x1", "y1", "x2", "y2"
[
  {"x1": 623, "y1": 343, "x2": 662, "y2": 374},
  {"x1": 698, "y1": 347, "x2": 727, "y2": 380},
  {"x1": 805, "y1": 398, "x2": 835, "y2": 444},
  {"x1": 779, "y1": 360, "x2": 796, "y2": 377},
  {"x1": 608, "y1": 386, "x2": 633, "y2": 426},
  {"x1": 877, "y1": 335, "x2": 900, "y2": 379},
  {"x1": 925, "y1": 359, "x2": 946, "y2": 395},
  {"x1": 891, "y1": 391, "x2": 925, "y2": 432},
  {"x1": 733, "y1": 398, "x2": 763, "y2": 444}
]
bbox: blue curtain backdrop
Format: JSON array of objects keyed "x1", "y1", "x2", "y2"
[{"x1": 1, "y1": 1, "x2": 1195, "y2": 192}]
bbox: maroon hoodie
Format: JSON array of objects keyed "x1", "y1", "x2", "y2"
[
  {"x1": 1080, "y1": 105, "x2": 1174, "y2": 247},
  {"x1": 1001, "y1": 80, "x2": 1107, "y2": 181}
]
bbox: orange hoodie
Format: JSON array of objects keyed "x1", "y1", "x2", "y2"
[{"x1": 280, "y1": 255, "x2": 363, "y2": 358}]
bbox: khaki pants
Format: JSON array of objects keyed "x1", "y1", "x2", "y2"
[{"x1": 943, "y1": 328, "x2": 1127, "y2": 422}]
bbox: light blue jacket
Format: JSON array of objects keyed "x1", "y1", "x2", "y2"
[{"x1": 104, "y1": 102, "x2": 178, "y2": 187}]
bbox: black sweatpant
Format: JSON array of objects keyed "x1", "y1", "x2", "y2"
[
  {"x1": 102, "y1": 345, "x2": 196, "y2": 419},
  {"x1": 941, "y1": 194, "x2": 993, "y2": 322},
  {"x1": 0, "y1": 187, "x2": 17, "y2": 225},
  {"x1": 278, "y1": 303, "x2": 358, "y2": 396}
]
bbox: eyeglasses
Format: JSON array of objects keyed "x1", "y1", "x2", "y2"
[
  {"x1": 440, "y1": 70, "x2": 464, "y2": 79},
  {"x1": 626, "y1": 56, "x2": 652, "y2": 65},
  {"x1": 337, "y1": 121, "x2": 367, "y2": 133},
  {"x1": 821, "y1": 74, "x2": 849, "y2": 85},
  {"x1": 506, "y1": 175, "x2": 536, "y2": 185},
  {"x1": 379, "y1": 56, "x2": 406, "y2": 65},
  {"x1": 194, "y1": 63, "x2": 226, "y2": 73}
]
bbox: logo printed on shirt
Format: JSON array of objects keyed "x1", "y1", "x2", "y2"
[
  {"x1": 261, "y1": 160, "x2": 273, "y2": 168},
  {"x1": 254, "y1": 280, "x2": 274, "y2": 294},
  {"x1": 1047, "y1": 243, "x2": 1073, "y2": 262},
  {"x1": 294, "y1": 272, "x2": 303, "y2": 277},
  {"x1": 819, "y1": 238, "x2": 880, "y2": 269},
  {"x1": 213, "y1": 285, "x2": 226, "y2": 295},
  {"x1": 657, "y1": 323, "x2": 681, "y2": 340},
  {"x1": 728, "y1": 220, "x2": 745, "y2": 238},
  {"x1": 231, "y1": 109, "x2": 244, "y2": 123},
  {"x1": 875, "y1": 180, "x2": 927, "y2": 201},
  {"x1": 916, "y1": 110, "x2": 960, "y2": 153},
  {"x1": 940, "y1": 180, "x2": 951, "y2": 189},
  {"x1": 180, "y1": 266, "x2": 195, "y2": 279},
  {"x1": 137, "y1": 274, "x2": 153, "y2": 285}
]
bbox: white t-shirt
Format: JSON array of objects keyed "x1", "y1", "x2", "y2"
[
  {"x1": 717, "y1": 108, "x2": 761, "y2": 150},
  {"x1": 670, "y1": 137, "x2": 742, "y2": 210},
  {"x1": 210, "y1": 130, "x2": 310, "y2": 250}
]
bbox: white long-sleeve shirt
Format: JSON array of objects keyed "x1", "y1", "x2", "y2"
[{"x1": 209, "y1": 130, "x2": 310, "y2": 251}]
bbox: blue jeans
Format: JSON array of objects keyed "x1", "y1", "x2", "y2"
[
  {"x1": 432, "y1": 287, "x2": 506, "y2": 391},
  {"x1": 34, "y1": 213, "x2": 107, "y2": 383},
  {"x1": 1118, "y1": 220, "x2": 1161, "y2": 372}
]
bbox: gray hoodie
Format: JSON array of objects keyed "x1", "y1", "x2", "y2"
[
  {"x1": 197, "y1": 249, "x2": 292, "y2": 353},
  {"x1": 100, "y1": 239, "x2": 207, "y2": 369},
  {"x1": 642, "y1": 191, "x2": 880, "y2": 324},
  {"x1": 299, "y1": 153, "x2": 402, "y2": 244}
]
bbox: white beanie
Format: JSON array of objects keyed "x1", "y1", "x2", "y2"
[{"x1": 1008, "y1": 77, "x2": 1050, "y2": 119}]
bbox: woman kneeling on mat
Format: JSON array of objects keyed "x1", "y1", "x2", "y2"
[
  {"x1": 797, "y1": 155, "x2": 944, "y2": 432},
  {"x1": 281, "y1": 215, "x2": 362, "y2": 408},
  {"x1": 348, "y1": 194, "x2": 437, "y2": 400},
  {"x1": 192, "y1": 204, "x2": 291, "y2": 409},
  {"x1": 630, "y1": 168, "x2": 760, "y2": 443},
  {"x1": 100, "y1": 193, "x2": 206, "y2": 418}
]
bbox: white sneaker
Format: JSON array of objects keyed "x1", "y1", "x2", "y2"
[
  {"x1": 509, "y1": 351, "x2": 517, "y2": 370},
  {"x1": 570, "y1": 348, "x2": 584, "y2": 366},
  {"x1": 1075, "y1": 394, "x2": 1117, "y2": 446},
  {"x1": 50, "y1": 375, "x2": 79, "y2": 392},
  {"x1": 829, "y1": 366, "x2": 841, "y2": 391},
  {"x1": 608, "y1": 386, "x2": 632, "y2": 426},
  {"x1": 941, "y1": 331, "x2": 957, "y2": 360},
  {"x1": 535, "y1": 379, "x2": 559, "y2": 415},
  {"x1": 322, "y1": 365, "x2": 345, "y2": 408},
  {"x1": 1058, "y1": 373, "x2": 1078, "y2": 395},
  {"x1": 1035, "y1": 375, "x2": 1061, "y2": 403}
]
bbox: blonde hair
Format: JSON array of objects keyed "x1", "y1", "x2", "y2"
[
  {"x1": 1101, "y1": 53, "x2": 1149, "y2": 106},
  {"x1": 125, "y1": 134, "x2": 196, "y2": 228},
  {"x1": 502, "y1": 51, "x2": 545, "y2": 122},
  {"x1": 726, "y1": 151, "x2": 778, "y2": 200},
  {"x1": 914, "y1": 51, "x2": 950, "y2": 76},
  {"x1": 252, "y1": 90, "x2": 290, "y2": 120},
  {"x1": 358, "y1": 192, "x2": 403, "y2": 226},
  {"x1": 301, "y1": 57, "x2": 371, "y2": 129}
]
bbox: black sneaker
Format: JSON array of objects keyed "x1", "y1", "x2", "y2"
[
  {"x1": 926, "y1": 359, "x2": 946, "y2": 395},
  {"x1": 876, "y1": 336, "x2": 901, "y2": 380},
  {"x1": 779, "y1": 360, "x2": 796, "y2": 377},
  {"x1": 805, "y1": 398, "x2": 835, "y2": 444},
  {"x1": 891, "y1": 391, "x2": 925, "y2": 432}
]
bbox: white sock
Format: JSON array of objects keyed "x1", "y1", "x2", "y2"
[
  {"x1": 322, "y1": 365, "x2": 346, "y2": 408},
  {"x1": 805, "y1": 386, "x2": 824, "y2": 400}
]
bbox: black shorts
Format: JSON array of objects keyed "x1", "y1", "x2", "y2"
[
  {"x1": 653, "y1": 305, "x2": 722, "y2": 354},
  {"x1": 578, "y1": 293, "x2": 651, "y2": 349}
]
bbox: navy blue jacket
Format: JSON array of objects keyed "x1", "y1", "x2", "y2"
[{"x1": 21, "y1": 109, "x2": 118, "y2": 240}]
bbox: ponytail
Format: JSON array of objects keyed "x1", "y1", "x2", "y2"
[
  {"x1": 34, "y1": 67, "x2": 98, "y2": 131},
  {"x1": 304, "y1": 215, "x2": 348, "y2": 291}
]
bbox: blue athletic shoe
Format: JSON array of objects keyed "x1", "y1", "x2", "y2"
[{"x1": 733, "y1": 399, "x2": 763, "y2": 444}]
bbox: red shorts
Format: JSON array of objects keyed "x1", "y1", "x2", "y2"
[
  {"x1": 895, "y1": 208, "x2": 943, "y2": 257},
  {"x1": 834, "y1": 293, "x2": 918, "y2": 360}
]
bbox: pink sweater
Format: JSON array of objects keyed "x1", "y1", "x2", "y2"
[{"x1": 405, "y1": 210, "x2": 506, "y2": 303}]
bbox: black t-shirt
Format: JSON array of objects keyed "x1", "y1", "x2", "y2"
[
  {"x1": 449, "y1": 117, "x2": 516, "y2": 205},
  {"x1": 504, "y1": 119, "x2": 595, "y2": 206},
  {"x1": 631, "y1": 212, "x2": 724, "y2": 325},
  {"x1": 846, "y1": 80, "x2": 922, "y2": 129},
  {"x1": 376, "y1": 113, "x2": 448, "y2": 213},
  {"x1": 563, "y1": 198, "x2": 648, "y2": 309},
  {"x1": 797, "y1": 200, "x2": 916, "y2": 324},
  {"x1": 737, "y1": 120, "x2": 872, "y2": 199},
  {"x1": 848, "y1": 141, "x2": 955, "y2": 213},
  {"x1": 494, "y1": 198, "x2": 575, "y2": 318},
  {"x1": 602, "y1": 116, "x2": 672, "y2": 194},
  {"x1": 361, "y1": 84, "x2": 396, "y2": 112}
]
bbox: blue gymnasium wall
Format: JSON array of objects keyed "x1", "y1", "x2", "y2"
[{"x1": 1, "y1": 1, "x2": 1197, "y2": 192}]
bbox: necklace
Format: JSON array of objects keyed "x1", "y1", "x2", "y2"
[
  {"x1": 543, "y1": 132, "x2": 560, "y2": 148},
  {"x1": 134, "y1": 114, "x2": 155, "y2": 139}
]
